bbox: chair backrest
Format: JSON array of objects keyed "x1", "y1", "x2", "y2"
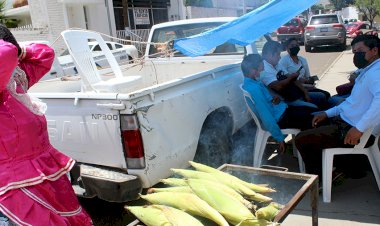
[
  {"x1": 239, "y1": 84, "x2": 266, "y2": 131},
  {"x1": 61, "y1": 30, "x2": 124, "y2": 91}
]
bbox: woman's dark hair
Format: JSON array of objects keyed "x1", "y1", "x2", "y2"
[
  {"x1": 241, "y1": 54, "x2": 263, "y2": 77},
  {"x1": 351, "y1": 34, "x2": 380, "y2": 54},
  {"x1": 0, "y1": 24, "x2": 21, "y2": 56},
  {"x1": 284, "y1": 37, "x2": 298, "y2": 48}
]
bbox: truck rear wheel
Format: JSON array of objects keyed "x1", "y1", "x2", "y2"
[{"x1": 194, "y1": 112, "x2": 232, "y2": 168}]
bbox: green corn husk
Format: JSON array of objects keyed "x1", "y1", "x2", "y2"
[
  {"x1": 185, "y1": 178, "x2": 255, "y2": 210},
  {"x1": 187, "y1": 178, "x2": 255, "y2": 225},
  {"x1": 189, "y1": 161, "x2": 275, "y2": 193},
  {"x1": 160, "y1": 178, "x2": 187, "y2": 186},
  {"x1": 171, "y1": 168, "x2": 272, "y2": 203},
  {"x1": 255, "y1": 203, "x2": 281, "y2": 221},
  {"x1": 237, "y1": 218, "x2": 281, "y2": 226},
  {"x1": 140, "y1": 192, "x2": 229, "y2": 226},
  {"x1": 147, "y1": 186, "x2": 193, "y2": 194},
  {"x1": 126, "y1": 205, "x2": 204, "y2": 226}
]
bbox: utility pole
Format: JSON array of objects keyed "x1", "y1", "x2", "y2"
[{"x1": 122, "y1": 0, "x2": 130, "y2": 29}]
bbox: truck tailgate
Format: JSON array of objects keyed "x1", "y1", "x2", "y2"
[{"x1": 35, "y1": 94, "x2": 128, "y2": 169}]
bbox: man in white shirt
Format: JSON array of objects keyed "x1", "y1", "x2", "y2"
[
  {"x1": 295, "y1": 35, "x2": 380, "y2": 178},
  {"x1": 260, "y1": 41, "x2": 327, "y2": 109}
]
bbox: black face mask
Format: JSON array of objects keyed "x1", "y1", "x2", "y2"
[
  {"x1": 353, "y1": 52, "x2": 368, "y2": 69},
  {"x1": 289, "y1": 46, "x2": 300, "y2": 56}
]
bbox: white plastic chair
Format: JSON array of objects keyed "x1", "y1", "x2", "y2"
[
  {"x1": 61, "y1": 30, "x2": 141, "y2": 93},
  {"x1": 322, "y1": 127, "x2": 380, "y2": 203},
  {"x1": 240, "y1": 85, "x2": 305, "y2": 173}
]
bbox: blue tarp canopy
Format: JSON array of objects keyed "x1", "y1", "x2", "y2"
[{"x1": 174, "y1": 0, "x2": 318, "y2": 57}]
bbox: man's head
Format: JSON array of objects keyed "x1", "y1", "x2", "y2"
[
  {"x1": 262, "y1": 41, "x2": 282, "y2": 67},
  {"x1": 285, "y1": 38, "x2": 300, "y2": 56},
  {"x1": 241, "y1": 54, "x2": 264, "y2": 80},
  {"x1": 351, "y1": 34, "x2": 380, "y2": 68}
]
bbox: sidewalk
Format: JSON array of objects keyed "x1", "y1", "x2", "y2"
[{"x1": 281, "y1": 50, "x2": 380, "y2": 226}]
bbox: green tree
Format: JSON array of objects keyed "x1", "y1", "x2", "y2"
[
  {"x1": 330, "y1": 0, "x2": 347, "y2": 9},
  {"x1": 355, "y1": 0, "x2": 380, "y2": 28},
  {"x1": 0, "y1": 1, "x2": 20, "y2": 28},
  {"x1": 184, "y1": 0, "x2": 213, "y2": 8},
  {"x1": 330, "y1": 0, "x2": 355, "y2": 9}
]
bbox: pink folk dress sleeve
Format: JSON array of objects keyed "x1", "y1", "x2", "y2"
[{"x1": 0, "y1": 42, "x2": 92, "y2": 226}]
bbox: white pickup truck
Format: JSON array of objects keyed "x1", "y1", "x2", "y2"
[{"x1": 29, "y1": 17, "x2": 270, "y2": 202}]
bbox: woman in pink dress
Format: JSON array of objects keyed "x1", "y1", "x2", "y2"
[{"x1": 0, "y1": 25, "x2": 92, "y2": 225}]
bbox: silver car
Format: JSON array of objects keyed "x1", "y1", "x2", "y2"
[{"x1": 304, "y1": 14, "x2": 346, "y2": 52}]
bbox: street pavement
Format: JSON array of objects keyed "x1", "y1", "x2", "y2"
[{"x1": 279, "y1": 49, "x2": 380, "y2": 226}]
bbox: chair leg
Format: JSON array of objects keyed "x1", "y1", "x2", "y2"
[
  {"x1": 323, "y1": 150, "x2": 334, "y2": 203},
  {"x1": 253, "y1": 132, "x2": 270, "y2": 168},
  {"x1": 297, "y1": 150, "x2": 306, "y2": 173},
  {"x1": 291, "y1": 134, "x2": 298, "y2": 157},
  {"x1": 366, "y1": 151, "x2": 380, "y2": 191},
  {"x1": 253, "y1": 132, "x2": 264, "y2": 167}
]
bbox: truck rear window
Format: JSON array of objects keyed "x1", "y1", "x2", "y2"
[
  {"x1": 148, "y1": 22, "x2": 245, "y2": 57},
  {"x1": 284, "y1": 19, "x2": 299, "y2": 26},
  {"x1": 310, "y1": 15, "x2": 339, "y2": 25}
]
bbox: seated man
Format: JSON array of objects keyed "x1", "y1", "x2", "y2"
[
  {"x1": 260, "y1": 40, "x2": 327, "y2": 109},
  {"x1": 241, "y1": 54, "x2": 316, "y2": 152},
  {"x1": 295, "y1": 35, "x2": 380, "y2": 179},
  {"x1": 280, "y1": 38, "x2": 330, "y2": 108}
]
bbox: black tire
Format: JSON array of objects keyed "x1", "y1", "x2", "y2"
[
  {"x1": 194, "y1": 112, "x2": 232, "y2": 168},
  {"x1": 305, "y1": 44, "x2": 312, "y2": 52}
]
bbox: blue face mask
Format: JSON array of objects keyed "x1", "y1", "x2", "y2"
[{"x1": 353, "y1": 52, "x2": 368, "y2": 69}]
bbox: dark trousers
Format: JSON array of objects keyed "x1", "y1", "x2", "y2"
[
  {"x1": 278, "y1": 105, "x2": 316, "y2": 131},
  {"x1": 295, "y1": 116, "x2": 374, "y2": 178}
]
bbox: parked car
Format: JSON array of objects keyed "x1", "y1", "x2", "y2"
[
  {"x1": 304, "y1": 14, "x2": 346, "y2": 52},
  {"x1": 276, "y1": 17, "x2": 306, "y2": 44},
  {"x1": 59, "y1": 41, "x2": 138, "y2": 75},
  {"x1": 346, "y1": 21, "x2": 371, "y2": 38}
]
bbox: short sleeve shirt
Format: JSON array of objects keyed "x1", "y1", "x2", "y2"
[{"x1": 260, "y1": 60, "x2": 288, "y2": 86}]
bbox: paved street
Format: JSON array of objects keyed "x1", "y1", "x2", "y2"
[{"x1": 79, "y1": 44, "x2": 347, "y2": 226}]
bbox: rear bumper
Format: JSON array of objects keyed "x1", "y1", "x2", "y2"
[
  {"x1": 71, "y1": 163, "x2": 142, "y2": 203},
  {"x1": 304, "y1": 33, "x2": 346, "y2": 47},
  {"x1": 277, "y1": 33, "x2": 303, "y2": 41}
]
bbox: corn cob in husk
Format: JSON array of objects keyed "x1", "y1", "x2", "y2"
[
  {"x1": 255, "y1": 203, "x2": 281, "y2": 221},
  {"x1": 183, "y1": 178, "x2": 255, "y2": 210},
  {"x1": 189, "y1": 161, "x2": 275, "y2": 193},
  {"x1": 171, "y1": 168, "x2": 272, "y2": 203},
  {"x1": 125, "y1": 205, "x2": 204, "y2": 226},
  {"x1": 187, "y1": 178, "x2": 255, "y2": 225},
  {"x1": 160, "y1": 178, "x2": 187, "y2": 186},
  {"x1": 140, "y1": 192, "x2": 229, "y2": 226},
  {"x1": 237, "y1": 218, "x2": 281, "y2": 226},
  {"x1": 147, "y1": 186, "x2": 193, "y2": 194}
]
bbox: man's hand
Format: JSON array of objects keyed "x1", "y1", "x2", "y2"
[
  {"x1": 272, "y1": 96, "x2": 281, "y2": 105},
  {"x1": 312, "y1": 112, "x2": 327, "y2": 128},
  {"x1": 289, "y1": 73, "x2": 299, "y2": 80},
  {"x1": 344, "y1": 127, "x2": 363, "y2": 145},
  {"x1": 278, "y1": 141, "x2": 286, "y2": 154}
]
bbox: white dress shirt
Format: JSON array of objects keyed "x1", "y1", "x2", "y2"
[
  {"x1": 325, "y1": 58, "x2": 380, "y2": 132},
  {"x1": 260, "y1": 60, "x2": 288, "y2": 86},
  {"x1": 279, "y1": 54, "x2": 311, "y2": 80}
]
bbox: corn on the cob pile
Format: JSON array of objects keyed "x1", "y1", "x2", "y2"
[
  {"x1": 172, "y1": 168, "x2": 272, "y2": 203},
  {"x1": 126, "y1": 161, "x2": 283, "y2": 226},
  {"x1": 189, "y1": 161, "x2": 276, "y2": 193},
  {"x1": 140, "y1": 192, "x2": 229, "y2": 226},
  {"x1": 187, "y1": 178, "x2": 255, "y2": 225},
  {"x1": 125, "y1": 205, "x2": 204, "y2": 226}
]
